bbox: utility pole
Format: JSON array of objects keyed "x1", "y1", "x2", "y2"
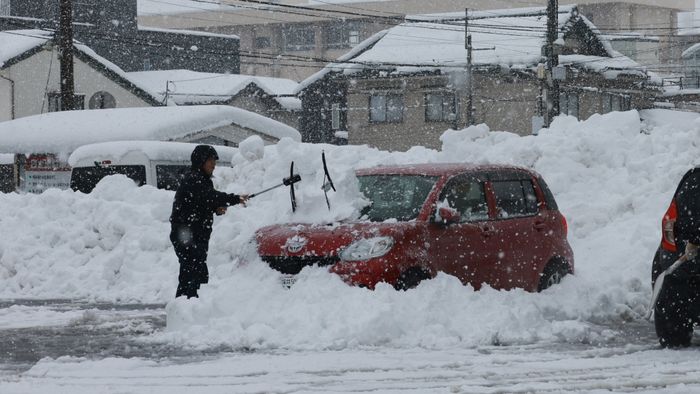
[
  {"x1": 544, "y1": 0, "x2": 560, "y2": 127},
  {"x1": 58, "y1": 0, "x2": 76, "y2": 111},
  {"x1": 465, "y1": 8, "x2": 473, "y2": 127}
]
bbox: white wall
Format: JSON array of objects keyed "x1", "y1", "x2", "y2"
[
  {"x1": 3, "y1": 47, "x2": 156, "y2": 120},
  {"x1": 0, "y1": 76, "x2": 11, "y2": 121}
]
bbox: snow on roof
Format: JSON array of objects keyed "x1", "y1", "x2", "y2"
[
  {"x1": 0, "y1": 105, "x2": 300, "y2": 155},
  {"x1": 68, "y1": 140, "x2": 237, "y2": 167},
  {"x1": 0, "y1": 30, "x2": 51, "y2": 68},
  {"x1": 138, "y1": 0, "x2": 222, "y2": 16},
  {"x1": 138, "y1": 26, "x2": 239, "y2": 40},
  {"x1": 73, "y1": 43, "x2": 162, "y2": 104},
  {"x1": 0, "y1": 153, "x2": 14, "y2": 165},
  {"x1": 127, "y1": 70, "x2": 301, "y2": 110},
  {"x1": 297, "y1": 7, "x2": 643, "y2": 91},
  {"x1": 682, "y1": 43, "x2": 700, "y2": 58}
]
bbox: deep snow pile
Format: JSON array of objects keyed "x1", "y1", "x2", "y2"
[{"x1": 1, "y1": 109, "x2": 699, "y2": 350}]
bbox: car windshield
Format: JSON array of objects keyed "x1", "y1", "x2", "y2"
[
  {"x1": 70, "y1": 165, "x2": 146, "y2": 193},
  {"x1": 358, "y1": 174, "x2": 439, "y2": 221}
]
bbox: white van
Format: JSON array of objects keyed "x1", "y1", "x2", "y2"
[{"x1": 68, "y1": 141, "x2": 237, "y2": 193}]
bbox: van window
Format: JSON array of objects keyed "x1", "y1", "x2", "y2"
[
  {"x1": 492, "y1": 180, "x2": 539, "y2": 218},
  {"x1": 156, "y1": 165, "x2": 189, "y2": 191},
  {"x1": 71, "y1": 165, "x2": 146, "y2": 193}
]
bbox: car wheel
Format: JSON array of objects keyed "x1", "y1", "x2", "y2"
[
  {"x1": 394, "y1": 267, "x2": 430, "y2": 291},
  {"x1": 654, "y1": 281, "x2": 694, "y2": 348},
  {"x1": 538, "y1": 260, "x2": 569, "y2": 292}
]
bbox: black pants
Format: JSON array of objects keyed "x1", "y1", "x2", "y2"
[{"x1": 170, "y1": 227, "x2": 209, "y2": 298}]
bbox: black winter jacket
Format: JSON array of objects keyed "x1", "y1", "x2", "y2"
[
  {"x1": 169, "y1": 169, "x2": 241, "y2": 243},
  {"x1": 674, "y1": 168, "x2": 700, "y2": 246}
]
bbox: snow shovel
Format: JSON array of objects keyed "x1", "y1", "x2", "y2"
[
  {"x1": 249, "y1": 162, "x2": 301, "y2": 211},
  {"x1": 645, "y1": 254, "x2": 688, "y2": 320}
]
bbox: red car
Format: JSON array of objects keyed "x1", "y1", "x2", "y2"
[{"x1": 256, "y1": 163, "x2": 573, "y2": 291}]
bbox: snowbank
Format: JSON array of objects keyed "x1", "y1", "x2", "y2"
[{"x1": 1, "y1": 109, "x2": 699, "y2": 351}]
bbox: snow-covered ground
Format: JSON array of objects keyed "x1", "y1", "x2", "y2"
[{"x1": 1, "y1": 109, "x2": 700, "y2": 392}]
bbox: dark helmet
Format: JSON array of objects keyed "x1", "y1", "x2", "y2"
[{"x1": 191, "y1": 145, "x2": 219, "y2": 170}]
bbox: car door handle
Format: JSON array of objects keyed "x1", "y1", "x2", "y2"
[
  {"x1": 481, "y1": 226, "x2": 495, "y2": 237},
  {"x1": 533, "y1": 220, "x2": 546, "y2": 231}
]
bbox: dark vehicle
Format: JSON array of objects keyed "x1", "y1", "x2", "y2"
[
  {"x1": 652, "y1": 166, "x2": 700, "y2": 347},
  {"x1": 256, "y1": 163, "x2": 574, "y2": 291}
]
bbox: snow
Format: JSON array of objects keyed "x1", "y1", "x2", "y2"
[
  {"x1": 138, "y1": 0, "x2": 222, "y2": 16},
  {"x1": 127, "y1": 69, "x2": 301, "y2": 109},
  {"x1": 68, "y1": 141, "x2": 238, "y2": 167},
  {"x1": 2, "y1": 109, "x2": 700, "y2": 391},
  {"x1": 0, "y1": 30, "x2": 50, "y2": 68},
  {"x1": 0, "y1": 105, "x2": 300, "y2": 156},
  {"x1": 297, "y1": 7, "x2": 642, "y2": 91},
  {"x1": 0, "y1": 108, "x2": 699, "y2": 344},
  {"x1": 0, "y1": 154, "x2": 13, "y2": 165}
]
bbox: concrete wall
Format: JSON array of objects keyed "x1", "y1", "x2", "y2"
[{"x1": 0, "y1": 47, "x2": 155, "y2": 121}]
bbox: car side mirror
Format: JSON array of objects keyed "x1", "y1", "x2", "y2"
[{"x1": 437, "y1": 206, "x2": 460, "y2": 225}]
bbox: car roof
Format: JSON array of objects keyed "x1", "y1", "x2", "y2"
[{"x1": 355, "y1": 163, "x2": 534, "y2": 177}]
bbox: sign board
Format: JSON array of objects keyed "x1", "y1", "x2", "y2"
[{"x1": 20, "y1": 154, "x2": 72, "y2": 193}]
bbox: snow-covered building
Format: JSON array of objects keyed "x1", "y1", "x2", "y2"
[
  {"x1": 127, "y1": 70, "x2": 302, "y2": 129},
  {"x1": 0, "y1": 30, "x2": 162, "y2": 122},
  {"x1": 0, "y1": 105, "x2": 301, "y2": 192},
  {"x1": 297, "y1": 6, "x2": 659, "y2": 151}
]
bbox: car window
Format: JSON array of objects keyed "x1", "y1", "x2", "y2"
[
  {"x1": 358, "y1": 175, "x2": 438, "y2": 221},
  {"x1": 676, "y1": 170, "x2": 700, "y2": 220},
  {"x1": 492, "y1": 179, "x2": 539, "y2": 218},
  {"x1": 156, "y1": 165, "x2": 189, "y2": 191},
  {"x1": 536, "y1": 175, "x2": 559, "y2": 210},
  {"x1": 70, "y1": 165, "x2": 146, "y2": 193},
  {"x1": 440, "y1": 178, "x2": 488, "y2": 222}
]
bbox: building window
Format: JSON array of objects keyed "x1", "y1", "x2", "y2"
[
  {"x1": 284, "y1": 25, "x2": 315, "y2": 51},
  {"x1": 331, "y1": 103, "x2": 341, "y2": 130},
  {"x1": 603, "y1": 93, "x2": 631, "y2": 113},
  {"x1": 326, "y1": 22, "x2": 360, "y2": 49},
  {"x1": 369, "y1": 94, "x2": 403, "y2": 123},
  {"x1": 425, "y1": 92, "x2": 457, "y2": 122},
  {"x1": 0, "y1": 0, "x2": 10, "y2": 16},
  {"x1": 88, "y1": 91, "x2": 116, "y2": 109},
  {"x1": 47, "y1": 92, "x2": 85, "y2": 112},
  {"x1": 255, "y1": 37, "x2": 271, "y2": 49},
  {"x1": 559, "y1": 91, "x2": 579, "y2": 119},
  {"x1": 349, "y1": 30, "x2": 360, "y2": 46},
  {"x1": 143, "y1": 58, "x2": 151, "y2": 71}
]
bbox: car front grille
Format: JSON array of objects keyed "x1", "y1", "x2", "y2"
[{"x1": 261, "y1": 255, "x2": 340, "y2": 275}]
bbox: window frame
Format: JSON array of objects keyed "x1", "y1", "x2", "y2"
[
  {"x1": 283, "y1": 25, "x2": 315, "y2": 51},
  {"x1": 559, "y1": 91, "x2": 579, "y2": 119},
  {"x1": 490, "y1": 178, "x2": 540, "y2": 219},
  {"x1": 425, "y1": 92, "x2": 457, "y2": 123},
  {"x1": 369, "y1": 93, "x2": 404, "y2": 124},
  {"x1": 438, "y1": 175, "x2": 489, "y2": 223}
]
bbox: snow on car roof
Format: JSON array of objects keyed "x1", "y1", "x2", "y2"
[
  {"x1": 68, "y1": 140, "x2": 237, "y2": 167},
  {"x1": 0, "y1": 105, "x2": 301, "y2": 155},
  {"x1": 355, "y1": 162, "x2": 533, "y2": 177}
]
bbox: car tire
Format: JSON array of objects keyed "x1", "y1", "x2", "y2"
[
  {"x1": 538, "y1": 260, "x2": 569, "y2": 292},
  {"x1": 654, "y1": 281, "x2": 694, "y2": 348},
  {"x1": 395, "y1": 267, "x2": 430, "y2": 291}
]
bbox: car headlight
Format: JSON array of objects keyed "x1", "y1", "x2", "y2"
[{"x1": 340, "y1": 236, "x2": 394, "y2": 261}]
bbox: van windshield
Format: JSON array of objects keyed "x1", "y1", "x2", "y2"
[
  {"x1": 358, "y1": 175, "x2": 438, "y2": 221},
  {"x1": 70, "y1": 165, "x2": 146, "y2": 193}
]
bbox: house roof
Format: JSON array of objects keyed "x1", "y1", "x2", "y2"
[
  {"x1": 0, "y1": 105, "x2": 301, "y2": 154},
  {"x1": 126, "y1": 69, "x2": 301, "y2": 110},
  {"x1": 0, "y1": 30, "x2": 51, "y2": 68},
  {"x1": 296, "y1": 6, "x2": 645, "y2": 94},
  {"x1": 0, "y1": 29, "x2": 163, "y2": 106}
]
